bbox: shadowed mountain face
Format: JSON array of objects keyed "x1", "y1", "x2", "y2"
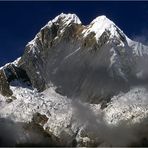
[
  {"x1": 15, "y1": 13, "x2": 148, "y2": 103},
  {"x1": 0, "y1": 64, "x2": 31, "y2": 96}
]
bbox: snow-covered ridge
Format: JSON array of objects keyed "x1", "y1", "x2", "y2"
[
  {"x1": 27, "y1": 13, "x2": 145, "y2": 50},
  {"x1": 49, "y1": 13, "x2": 82, "y2": 25},
  {"x1": 82, "y1": 15, "x2": 127, "y2": 45},
  {"x1": 0, "y1": 57, "x2": 21, "y2": 70},
  {"x1": 27, "y1": 13, "x2": 81, "y2": 48},
  {"x1": 83, "y1": 15, "x2": 116, "y2": 38},
  {"x1": 23, "y1": 12, "x2": 148, "y2": 54},
  {"x1": 27, "y1": 13, "x2": 125, "y2": 56}
]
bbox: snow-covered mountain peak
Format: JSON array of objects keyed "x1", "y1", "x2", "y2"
[
  {"x1": 27, "y1": 13, "x2": 82, "y2": 49},
  {"x1": 90, "y1": 15, "x2": 117, "y2": 35},
  {"x1": 90, "y1": 15, "x2": 114, "y2": 26},
  {"x1": 83, "y1": 15, "x2": 127, "y2": 44},
  {"x1": 47, "y1": 12, "x2": 82, "y2": 26},
  {"x1": 18, "y1": 13, "x2": 148, "y2": 94},
  {"x1": 1, "y1": 13, "x2": 148, "y2": 147}
]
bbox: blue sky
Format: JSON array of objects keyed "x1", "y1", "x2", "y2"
[{"x1": 0, "y1": 1, "x2": 148, "y2": 66}]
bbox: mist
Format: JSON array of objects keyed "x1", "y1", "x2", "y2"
[
  {"x1": 71, "y1": 100, "x2": 148, "y2": 147},
  {"x1": 132, "y1": 29, "x2": 148, "y2": 46},
  {"x1": 0, "y1": 118, "x2": 52, "y2": 147}
]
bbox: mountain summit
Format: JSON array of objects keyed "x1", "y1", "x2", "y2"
[
  {"x1": 17, "y1": 13, "x2": 148, "y2": 101},
  {"x1": 0, "y1": 13, "x2": 148, "y2": 147}
]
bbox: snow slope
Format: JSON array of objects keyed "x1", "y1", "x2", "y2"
[{"x1": 1, "y1": 80, "x2": 148, "y2": 146}]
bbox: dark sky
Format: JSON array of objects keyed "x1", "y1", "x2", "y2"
[{"x1": 0, "y1": 1, "x2": 148, "y2": 66}]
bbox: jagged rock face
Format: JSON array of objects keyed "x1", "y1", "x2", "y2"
[
  {"x1": 0, "y1": 64, "x2": 31, "y2": 96},
  {"x1": 18, "y1": 13, "x2": 148, "y2": 103},
  {"x1": 17, "y1": 15, "x2": 123, "y2": 101},
  {"x1": 0, "y1": 70, "x2": 12, "y2": 96},
  {"x1": 19, "y1": 16, "x2": 83, "y2": 92}
]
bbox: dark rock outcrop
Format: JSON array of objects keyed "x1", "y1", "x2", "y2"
[{"x1": 0, "y1": 64, "x2": 31, "y2": 96}]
